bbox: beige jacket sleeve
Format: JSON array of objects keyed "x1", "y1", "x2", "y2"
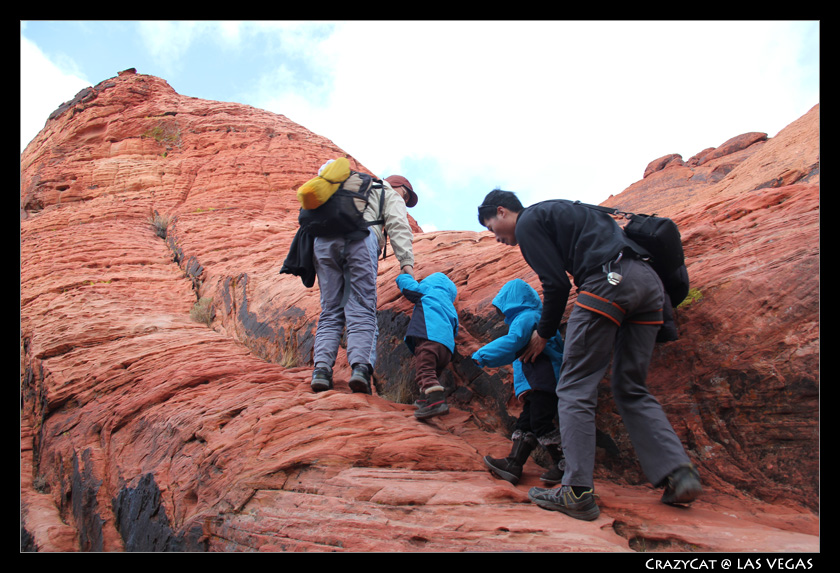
[{"x1": 364, "y1": 180, "x2": 415, "y2": 269}]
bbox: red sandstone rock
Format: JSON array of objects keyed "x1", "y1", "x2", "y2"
[
  {"x1": 20, "y1": 72, "x2": 819, "y2": 552},
  {"x1": 643, "y1": 153, "x2": 685, "y2": 178}
]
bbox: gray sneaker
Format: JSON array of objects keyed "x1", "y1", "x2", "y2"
[
  {"x1": 348, "y1": 364, "x2": 372, "y2": 394},
  {"x1": 311, "y1": 366, "x2": 333, "y2": 392},
  {"x1": 528, "y1": 485, "x2": 601, "y2": 521}
]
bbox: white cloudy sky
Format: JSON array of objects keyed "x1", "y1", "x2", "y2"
[{"x1": 20, "y1": 20, "x2": 819, "y2": 232}]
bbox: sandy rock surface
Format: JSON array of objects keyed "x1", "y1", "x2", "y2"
[{"x1": 21, "y1": 72, "x2": 819, "y2": 552}]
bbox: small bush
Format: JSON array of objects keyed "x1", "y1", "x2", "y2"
[
  {"x1": 278, "y1": 331, "x2": 301, "y2": 368},
  {"x1": 143, "y1": 121, "x2": 181, "y2": 146},
  {"x1": 378, "y1": 370, "x2": 418, "y2": 405},
  {"x1": 677, "y1": 288, "x2": 703, "y2": 309},
  {"x1": 148, "y1": 211, "x2": 170, "y2": 239},
  {"x1": 190, "y1": 297, "x2": 214, "y2": 326}
]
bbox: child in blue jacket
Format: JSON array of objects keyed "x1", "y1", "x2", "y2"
[
  {"x1": 395, "y1": 272, "x2": 459, "y2": 420},
  {"x1": 472, "y1": 279, "x2": 565, "y2": 485}
]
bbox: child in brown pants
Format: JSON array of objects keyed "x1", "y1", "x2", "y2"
[{"x1": 395, "y1": 272, "x2": 459, "y2": 420}]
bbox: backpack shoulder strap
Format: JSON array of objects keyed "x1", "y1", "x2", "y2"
[
  {"x1": 573, "y1": 200, "x2": 635, "y2": 218},
  {"x1": 367, "y1": 179, "x2": 389, "y2": 259},
  {"x1": 365, "y1": 178, "x2": 386, "y2": 227}
]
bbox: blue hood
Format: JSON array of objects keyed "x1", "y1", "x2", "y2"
[
  {"x1": 420, "y1": 272, "x2": 458, "y2": 305},
  {"x1": 492, "y1": 279, "x2": 542, "y2": 324},
  {"x1": 473, "y1": 278, "x2": 564, "y2": 397}
]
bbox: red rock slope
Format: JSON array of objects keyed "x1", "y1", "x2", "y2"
[{"x1": 20, "y1": 70, "x2": 819, "y2": 552}]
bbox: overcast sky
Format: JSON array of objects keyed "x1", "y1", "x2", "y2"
[{"x1": 20, "y1": 21, "x2": 819, "y2": 232}]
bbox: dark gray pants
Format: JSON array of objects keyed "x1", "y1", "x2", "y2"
[
  {"x1": 557, "y1": 257, "x2": 690, "y2": 488},
  {"x1": 312, "y1": 231, "x2": 380, "y2": 369}
]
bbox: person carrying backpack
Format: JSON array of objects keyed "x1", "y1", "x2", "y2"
[
  {"x1": 472, "y1": 279, "x2": 566, "y2": 486},
  {"x1": 477, "y1": 190, "x2": 701, "y2": 521},
  {"x1": 309, "y1": 170, "x2": 417, "y2": 395}
]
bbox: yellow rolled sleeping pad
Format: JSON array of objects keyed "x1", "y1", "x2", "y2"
[{"x1": 296, "y1": 157, "x2": 351, "y2": 210}]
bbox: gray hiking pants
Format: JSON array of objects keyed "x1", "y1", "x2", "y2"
[
  {"x1": 557, "y1": 256, "x2": 690, "y2": 488},
  {"x1": 312, "y1": 230, "x2": 380, "y2": 369}
]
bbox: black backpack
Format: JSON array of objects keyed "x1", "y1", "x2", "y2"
[
  {"x1": 575, "y1": 201, "x2": 689, "y2": 342},
  {"x1": 298, "y1": 171, "x2": 386, "y2": 242}
]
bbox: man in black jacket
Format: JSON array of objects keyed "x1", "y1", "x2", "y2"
[{"x1": 477, "y1": 190, "x2": 701, "y2": 521}]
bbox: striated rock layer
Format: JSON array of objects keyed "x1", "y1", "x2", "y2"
[{"x1": 20, "y1": 71, "x2": 819, "y2": 552}]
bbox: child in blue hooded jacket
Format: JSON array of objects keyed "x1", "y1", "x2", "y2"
[
  {"x1": 472, "y1": 278, "x2": 566, "y2": 485},
  {"x1": 396, "y1": 272, "x2": 459, "y2": 420}
]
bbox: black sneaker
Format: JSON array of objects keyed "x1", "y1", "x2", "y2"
[
  {"x1": 414, "y1": 390, "x2": 449, "y2": 420},
  {"x1": 348, "y1": 364, "x2": 372, "y2": 394},
  {"x1": 528, "y1": 485, "x2": 601, "y2": 521},
  {"x1": 660, "y1": 463, "x2": 702, "y2": 505},
  {"x1": 311, "y1": 366, "x2": 333, "y2": 392}
]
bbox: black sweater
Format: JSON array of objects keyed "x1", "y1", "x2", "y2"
[{"x1": 514, "y1": 200, "x2": 641, "y2": 339}]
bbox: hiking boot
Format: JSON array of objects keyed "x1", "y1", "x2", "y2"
[
  {"x1": 311, "y1": 365, "x2": 333, "y2": 392},
  {"x1": 660, "y1": 463, "x2": 702, "y2": 506},
  {"x1": 414, "y1": 390, "x2": 449, "y2": 420},
  {"x1": 539, "y1": 443, "x2": 565, "y2": 486},
  {"x1": 540, "y1": 457, "x2": 566, "y2": 486},
  {"x1": 528, "y1": 485, "x2": 601, "y2": 521},
  {"x1": 483, "y1": 430, "x2": 537, "y2": 484},
  {"x1": 348, "y1": 363, "x2": 372, "y2": 394}
]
